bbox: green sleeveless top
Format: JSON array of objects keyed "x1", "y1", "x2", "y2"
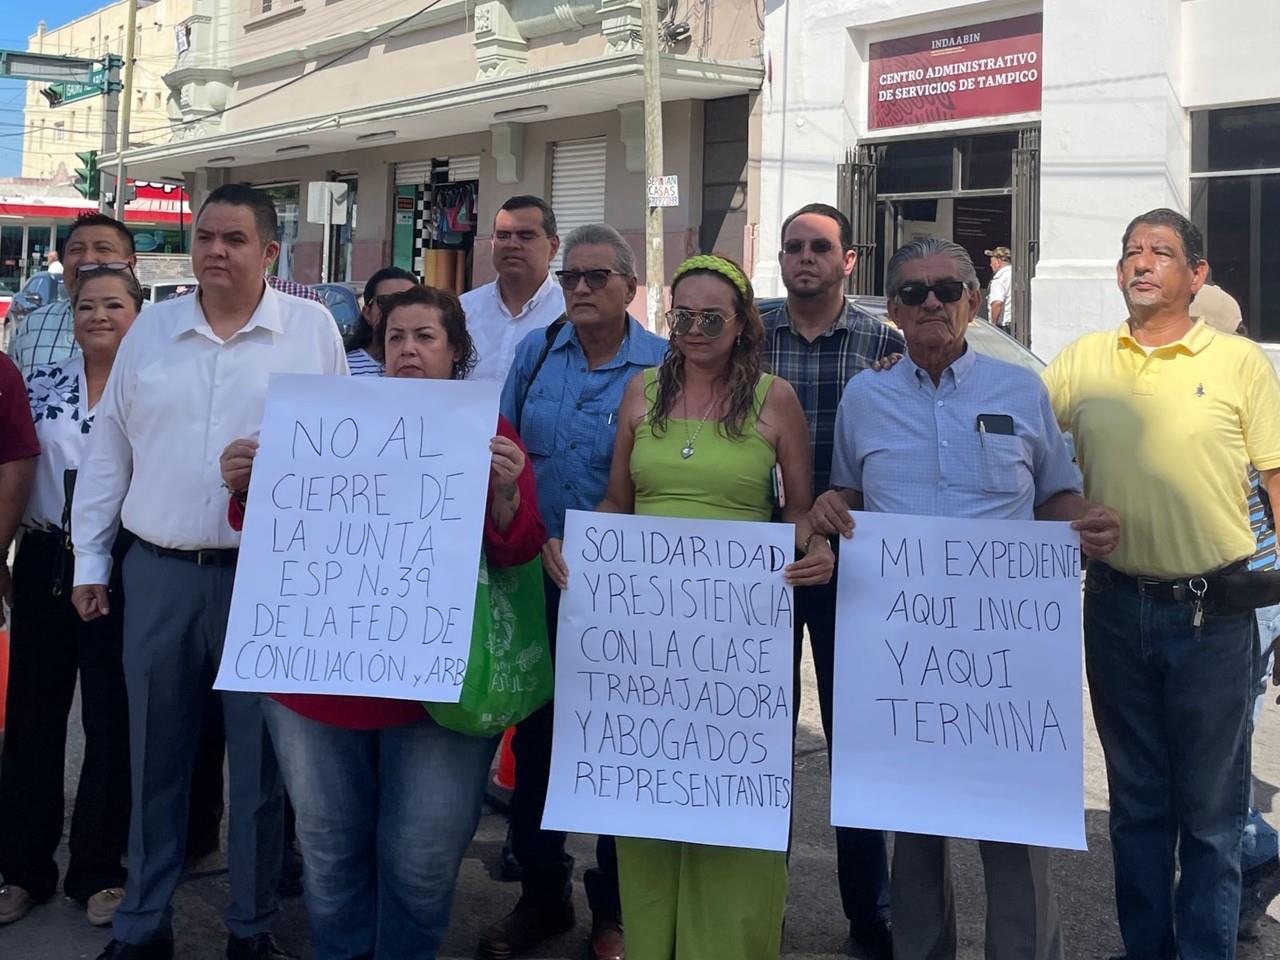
[{"x1": 630, "y1": 368, "x2": 777, "y2": 523}]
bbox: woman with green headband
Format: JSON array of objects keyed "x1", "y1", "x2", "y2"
[{"x1": 595, "y1": 253, "x2": 834, "y2": 958}]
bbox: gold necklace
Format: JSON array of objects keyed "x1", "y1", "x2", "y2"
[{"x1": 680, "y1": 395, "x2": 719, "y2": 459}]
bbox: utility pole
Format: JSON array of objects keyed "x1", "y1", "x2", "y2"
[
  {"x1": 640, "y1": 0, "x2": 664, "y2": 330},
  {"x1": 113, "y1": 0, "x2": 139, "y2": 219},
  {"x1": 101, "y1": 56, "x2": 121, "y2": 213}
]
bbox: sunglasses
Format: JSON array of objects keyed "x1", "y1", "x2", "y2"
[
  {"x1": 666, "y1": 309, "x2": 732, "y2": 339},
  {"x1": 895, "y1": 280, "x2": 968, "y2": 306},
  {"x1": 77, "y1": 261, "x2": 134, "y2": 276},
  {"x1": 782, "y1": 238, "x2": 838, "y2": 256},
  {"x1": 555, "y1": 269, "x2": 624, "y2": 291}
]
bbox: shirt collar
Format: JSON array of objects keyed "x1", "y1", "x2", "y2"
[
  {"x1": 493, "y1": 272, "x2": 556, "y2": 319},
  {"x1": 770, "y1": 300, "x2": 860, "y2": 337},
  {"x1": 899, "y1": 341, "x2": 975, "y2": 387},
  {"x1": 1116, "y1": 317, "x2": 1214, "y2": 356},
  {"x1": 178, "y1": 281, "x2": 283, "y2": 340},
  {"x1": 557, "y1": 314, "x2": 648, "y2": 369}
]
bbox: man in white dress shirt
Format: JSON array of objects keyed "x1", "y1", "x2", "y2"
[
  {"x1": 462, "y1": 195, "x2": 566, "y2": 383},
  {"x1": 985, "y1": 245, "x2": 1013, "y2": 330},
  {"x1": 70, "y1": 184, "x2": 348, "y2": 960}
]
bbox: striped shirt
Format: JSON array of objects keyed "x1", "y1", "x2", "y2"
[
  {"x1": 1249, "y1": 471, "x2": 1277, "y2": 571},
  {"x1": 345, "y1": 348, "x2": 384, "y2": 377},
  {"x1": 761, "y1": 300, "x2": 905, "y2": 498}
]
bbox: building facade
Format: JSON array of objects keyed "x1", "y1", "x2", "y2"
[
  {"x1": 758, "y1": 0, "x2": 1280, "y2": 362},
  {"x1": 116, "y1": 0, "x2": 765, "y2": 299},
  {"x1": 21, "y1": 0, "x2": 194, "y2": 182}
]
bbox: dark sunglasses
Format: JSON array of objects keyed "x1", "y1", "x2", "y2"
[
  {"x1": 782, "y1": 238, "x2": 838, "y2": 256},
  {"x1": 77, "y1": 261, "x2": 134, "y2": 276},
  {"x1": 555, "y1": 269, "x2": 623, "y2": 291},
  {"x1": 895, "y1": 280, "x2": 968, "y2": 306},
  {"x1": 666, "y1": 309, "x2": 732, "y2": 339}
]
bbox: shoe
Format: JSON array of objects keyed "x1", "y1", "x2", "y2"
[
  {"x1": 87, "y1": 887, "x2": 125, "y2": 926},
  {"x1": 226, "y1": 934, "x2": 298, "y2": 960},
  {"x1": 477, "y1": 898, "x2": 576, "y2": 960},
  {"x1": 849, "y1": 917, "x2": 893, "y2": 960},
  {"x1": 590, "y1": 913, "x2": 625, "y2": 960},
  {"x1": 0, "y1": 884, "x2": 32, "y2": 925},
  {"x1": 95, "y1": 938, "x2": 175, "y2": 960}
]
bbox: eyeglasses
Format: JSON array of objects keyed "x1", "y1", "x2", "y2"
[
  {"x1": 494, "y1": 230, "x2": 549, "y2": 244},
  {"x1": 77, "y1": 261, "x2": 134, "y2": 276},
  {"x1": 666, "y1": 309, "x2": 732, "y2": 339},
  {"x1": 895, "y1": 280, "x2": 968, "y2": 306},
  {"x1": 782, "y1": 238, "x2": 838, "y2": 256},
  {"x1": 555, "y1": 269, "x2": 624, "y2": 291}
]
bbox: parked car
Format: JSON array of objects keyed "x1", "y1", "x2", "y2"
[
  {"x1": 0, "y1": 278, "x2": 17, "y2": 323},
  {"x1": 6, "y1": 271, "x2": 67, "y2": 333},
  {"x1": 149, "y1": 277, "x2": 199, "y2": 303},
  {"x1": 754, "y1": 295, "x2": 1046, "y2": 372},
  {"x1": 310, "y1": 282, "x2": 363, "y2": 340}
]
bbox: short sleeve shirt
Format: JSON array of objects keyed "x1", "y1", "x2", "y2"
[
  {"x1": 1043, "y1": 319, "x2": 1280, "y2": 577},
  {"x1": 23, "y1": 355, "x2": 90, "y2": 530},
  {"x1": 0, "y1": 352, "x2": 39, "y2": 464},
  {"x1": 831, "y1": 348, "x2": 1080, "y2": 520}
]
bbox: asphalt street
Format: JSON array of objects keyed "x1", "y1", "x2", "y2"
[{"x1": 4, "y1": 646, "x2": 1280, "y2": 960}]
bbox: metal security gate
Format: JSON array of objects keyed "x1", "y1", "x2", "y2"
[
  {"x1": 550, "y1": 137, "x2": 607, "y2": 268},
  {"x1": 836, "y1": 144, "x2": 879, "y2": 295},
  {"x1": 1010, "y1": 126, "x2": 1040, "y2": 347}
]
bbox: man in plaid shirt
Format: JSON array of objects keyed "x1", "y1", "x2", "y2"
[{"x1": 760, "y1": 202, "x2": 903, "y2": 960}]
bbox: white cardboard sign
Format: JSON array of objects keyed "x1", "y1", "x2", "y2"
[
  {"x1": 214, "y1": 374, "x2": 499, "y2": 703},
  {"x1": 832, "y1": 511, "x2": 1086, "y2": 850},
  {"x1": 543, "y1": 510, "x2": 796, "y2": 851}
]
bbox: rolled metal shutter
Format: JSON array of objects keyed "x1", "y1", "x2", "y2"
[
  {"x1": 550, "y1": 137, "x2": 607, "y2": 267},
  {"x1": 448, "y1": 155, "x2": 481, "y2": 182},
  {"x1": 394, "y1": 160, "x2": 432, "y2": 186}
]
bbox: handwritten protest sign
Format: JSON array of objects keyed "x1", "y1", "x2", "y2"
[
  {"x1": 832, "y1": 512, "x2": 1085, "y2": 849},
  {"x1": 214, "y1": 374, "x2": 499, "y2": 702},
  {"x1": 543, "y1": 510, "x2": 796, "y2": 851}
]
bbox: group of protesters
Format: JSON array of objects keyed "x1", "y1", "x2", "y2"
[{"x1": 0, "y1": 180, "x2": 1276, "y2": 960}]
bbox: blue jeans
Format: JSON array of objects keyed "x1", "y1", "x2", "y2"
[
  {"x1": 1244, "y1": 605, "x2": 1280, "y2": 875},
  {"x1": 264, "y1": 700, "x2": 498, "y2": 959},
  {"x1": 1084, "y1": 567, "x2": 1254, "y2": 960}
]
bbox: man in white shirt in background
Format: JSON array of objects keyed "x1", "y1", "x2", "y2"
[
  {"x1": 47, "y1": 250, "x2": 64, "y2": 277},
  {"x1": 986, "y1": 245, "x2": 1013, "y2": 330},
  {"x1": 462, "y1": 195, "x2": 566, "y2": 382},
  {"x1": 70, "y1": 183, "x2": 348, "y2": 960}
]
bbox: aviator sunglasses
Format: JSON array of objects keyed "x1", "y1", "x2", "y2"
[
  {"x1": 665, "y1": 309, "x2": 732, "y2": 339},
  {"x1": 895, "y1": 280, "x2": 968, "y2": 306}
]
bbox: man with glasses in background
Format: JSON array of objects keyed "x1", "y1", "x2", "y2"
[
  {"x1": 8, "y1": 213, "x2": 137, "y2": 377},
  {"x1": 761, "y1": 203, "x2": 903, "y2": 959},
  {"x1": 463, "y1": 195, "x2": 566, "y2": 383},
  {"x1": 480, "y1": 224, "x2": 666, "y2": 960}
]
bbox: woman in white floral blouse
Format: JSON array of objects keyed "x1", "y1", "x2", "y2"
[{"x1": 0, "y1": 265, "x2": 140, "y2": 930}]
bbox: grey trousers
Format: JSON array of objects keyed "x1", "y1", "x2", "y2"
[
  {"x1": 891, "y1": 833, "x2": 1064, "y2": 960},
  {"x1": 113, "y1": 542, "x2": 284, "y2": 945}
]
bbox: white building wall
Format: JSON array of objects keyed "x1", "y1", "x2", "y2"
[{"x1": 758, "y1": 0, "x2": 1280, "y2": 361}]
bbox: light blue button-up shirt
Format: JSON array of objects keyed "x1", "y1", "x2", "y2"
[
  {"x1": 500, "y1": 315, "x2": 668, "y2": 539},
  {"x1": 830, "y1": 346, "x2": 1080, "y2": 520}
]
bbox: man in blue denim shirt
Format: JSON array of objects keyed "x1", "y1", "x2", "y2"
[{"x1": 480, "y1": 223, "x2": 666, "y2": 960}]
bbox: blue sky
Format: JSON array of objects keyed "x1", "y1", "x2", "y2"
[{"x1": 0, "y1": 1, "x2": 113, "y2": 176}]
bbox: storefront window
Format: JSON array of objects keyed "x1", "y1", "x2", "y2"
[
  {"x1": 1191, "y1": 103, "x2": 1280, "y2": 341},
  {"x1": 878, "y1": 139, "x2": 953, "y2": 194},
  {"x1": 961, "y1": 133, "x2": 1018, "y2": 190},
  {"x1": 0, "y1": 226, "x2": 23, "y2": 296},
  {"x1": 257, "y1": 183, "x2": 301, "y2": 279}
]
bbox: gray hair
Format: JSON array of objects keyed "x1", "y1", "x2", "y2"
[
  {"x1": 885, "y1": 237, "x2": 979, "y2": 299},
  {"x1": 561, "y1": 223, "x2": 637, "y2": 279}
]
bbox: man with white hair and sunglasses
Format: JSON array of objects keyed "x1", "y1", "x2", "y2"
[{"x1": 811, "y1": 236, "x2": 1120, "y2": 960}]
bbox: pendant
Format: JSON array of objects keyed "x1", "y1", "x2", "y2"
[{"x1": 680, "y1": 444, "x2": 695, "y2": 459}]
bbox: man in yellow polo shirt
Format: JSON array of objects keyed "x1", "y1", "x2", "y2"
[{"x1": 1044, "y1": 208, "x2": 1280, "y2": 960}]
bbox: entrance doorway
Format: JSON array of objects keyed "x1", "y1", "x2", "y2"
[{"x1": 839, "y1": 127, "x2": 1039, "y2": 345}]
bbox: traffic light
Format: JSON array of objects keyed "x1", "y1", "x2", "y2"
[
  {"x1": 74, "y1": 150, "x2": 100, "y2": 201},
  {"x1": 39, "y1": 85, "x2": 64, "y2": 107}
]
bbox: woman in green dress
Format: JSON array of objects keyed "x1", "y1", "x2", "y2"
[{"x1": 594, "y1": 254, "x2": 834, "y2": 959}]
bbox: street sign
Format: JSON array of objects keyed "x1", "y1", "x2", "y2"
[
  {"x1": 306, "y1": 182, "x2": 349, "y2": 225},
  {"x1": 646, "y1": 175, "x2": 679, "y2": 208}
]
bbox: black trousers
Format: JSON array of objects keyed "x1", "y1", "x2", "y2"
[
  {"x1": 793, "y1": 575, "x2": 891, "y2": 927},
  {"x1": 0, "y1": 530, "x2": 130, "y2": 903},
  {"x1": 509, "y1": 573, "x2": 619, "y2": 918}
]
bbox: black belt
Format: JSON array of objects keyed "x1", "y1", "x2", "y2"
[
  {"x1": 1088, "y1": 559, "x2": 1247, "y2": 604},
  {"x1": 138, "y1": 538, "x2": 239, "y2": 567}
]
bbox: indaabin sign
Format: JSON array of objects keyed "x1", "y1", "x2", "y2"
[{"x1": 868, "y1": 14, "x2": 1043, "y2": 130}]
